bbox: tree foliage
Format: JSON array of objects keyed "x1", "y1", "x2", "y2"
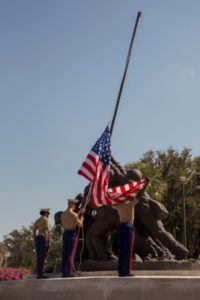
[
  {"x1": 125, "y1": 147, "x2": 200, "y2": 256},
  {"x1": 46, "y1": 225, "x2": 62, "y2": 272},
  {"x1": 3, "y1": 225, "x2": 35, "y2": 269}
]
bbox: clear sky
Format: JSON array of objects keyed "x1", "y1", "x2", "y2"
[{"x1": 0, "y1": 0, "x2": 199, "y2": 241}]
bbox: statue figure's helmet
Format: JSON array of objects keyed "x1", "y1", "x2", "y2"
[
  {"x1": 126, "y1": 169, "x2": 142, "y2": 181},
  {"x1": 54, "y1": 211, "x2": 63, "y2": 225}
]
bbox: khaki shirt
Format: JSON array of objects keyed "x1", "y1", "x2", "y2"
[
  {"x1": 112, "y1": 198, "x2": 138, "y2": 223},
  {"x1": 33, "y1": 216, "x2": 49, "y2": 236},
  {"x1": 61, "y1": 209, "x2": 80, "y2": 230}
]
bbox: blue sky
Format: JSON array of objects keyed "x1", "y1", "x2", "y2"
[{"x1": 0, "y1": 0, "x2": 199, "y2": 241}]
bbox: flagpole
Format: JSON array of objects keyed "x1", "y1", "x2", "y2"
[{"x1": 110, "y1": 11, "x2": 142, "y2": 136}]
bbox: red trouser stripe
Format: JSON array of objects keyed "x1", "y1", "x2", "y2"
[{"x1": 129, "y1": 229, "x2": 134, "y2": 272}]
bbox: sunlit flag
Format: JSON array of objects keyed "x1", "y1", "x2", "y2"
[{"x1": 78, "y1": 126, "x2": 148, "y2": 208}]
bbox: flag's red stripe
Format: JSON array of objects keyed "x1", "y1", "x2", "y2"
[
  {"x1": 107, "y1": 179, "x2": 147, "y2": 203},
  {"x1": 77, "y1": 151, "x2": 98, "y2": 181},
  {"x1": 87, "y1": 152, "x2": 98, "y2": 168},
  {"x1": 90, "y1": 161, "x2": 102, "y2": 208},
  {"x1": 101, "y1": 165, "x2": 110, "y2": 205},
  {"x1": 97, "y1": 167, "x2": 104, "y2": 206},
  {"x1": 120, "y1": 185, "x2": 126, "y2": 194},
  {"x1": 81, "y1": 161, "x2": 96, "y2": 178},
  {"x1": 90, "y1": 178, "x2": 147, "y2": 208},
  {"x1": 77, "y1": 170, "x2": 92, "y2": 182}
]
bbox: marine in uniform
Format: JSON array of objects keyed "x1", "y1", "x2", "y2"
[
  {"x1": 61, "y1": 199, "x2": 85, "y2": 277},
  {"x1": 33, "y1": 208, "x2": 50, "y2": 279},
  {"x1": 112, "y1": 198, "x2": 138, "y2": 277}
]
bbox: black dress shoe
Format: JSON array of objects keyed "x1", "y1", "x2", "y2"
[
  {"x1": 118, "y1": 274, "x2": 135, "y2": 277},
  {"x1": 63, "y1": 273, "x2": 78, "y2": 278},
  {"x1": 37, "y1": 274, "x2": 49, "y2": 279}
]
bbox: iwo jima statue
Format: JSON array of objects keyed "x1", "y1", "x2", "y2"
[
  {"x1": 55, "y1": 157, "x2": 189, "y2": 270},
  {"x1": 55, "y1": 12, "x2": 189, "y2": 267},
  {"x1": 54, "y1": 156, "x2": 189, "y2": 264},
  {"x1": 68, "y1": 157, "x2": 189, "y2": 264}
]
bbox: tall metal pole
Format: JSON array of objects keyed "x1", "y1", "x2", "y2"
[
  {"x1": 110, "y1": 11, "x2": 142, "y2": 136},
  {"x1": 182, "y1": 180, "x2": 187, "y2": 247},
  {"x1": 180, "y1": 176, "x2": 187, "y2": 247}
]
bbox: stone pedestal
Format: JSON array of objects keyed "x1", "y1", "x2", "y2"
[
  {"x1": 1, "y1": 275, "x2": 200, "y2": 300},
  {"x1": 79, "y1": 259, "x2": 200, "y2": 271}
]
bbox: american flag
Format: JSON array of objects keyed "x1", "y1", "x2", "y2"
[{"x1": 78, "y1": 126, "x2": 148, "y2": 208}]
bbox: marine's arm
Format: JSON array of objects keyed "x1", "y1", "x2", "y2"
[{"x1": 33, "y1": 223, "x2": 37, "y2": 240}]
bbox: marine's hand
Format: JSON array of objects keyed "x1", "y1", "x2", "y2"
[
  {"x1": 79, "y1": 207, "x2": 86, "y2": 214},
  {"x1": 80, "y1": 215, "x2": 84, "y2": 222}
]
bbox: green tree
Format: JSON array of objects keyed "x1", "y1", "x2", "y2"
[
  {"x1": 125, "y1": 150, "x2": 168, "y2": 202},
  {"x1": 46, "y1": 225, "x2": 62, "y2": 272},
  {"x1": 125, "y1": 147, "x2": 200, "y2": 256},
  {"x1": 3, "y1": 225, "x2": 35, "y2": 270}
]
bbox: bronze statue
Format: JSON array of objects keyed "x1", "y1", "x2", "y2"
[
  {"x1": 54, "y1": 158, "x2": 189, "y2": 262},
  {"x1": 134, "y1": 193, "x2": 189, "y2": 260},
  {"x1": 82, "y1": 158, "x2": 189, "y2": 261}
]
